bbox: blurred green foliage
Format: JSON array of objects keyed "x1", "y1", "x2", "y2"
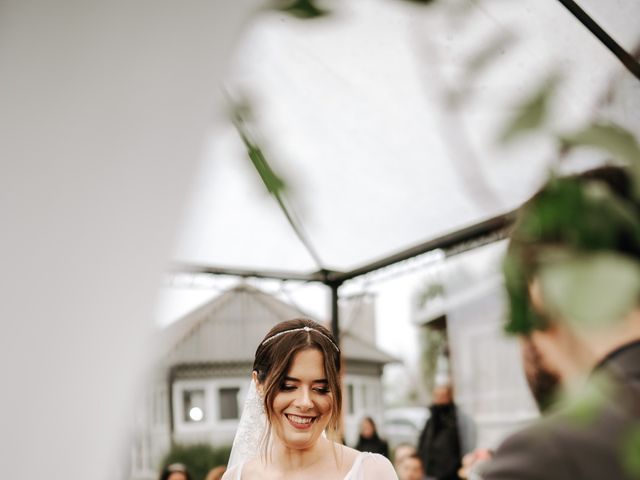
[
  {"x1": 503, "y1": 168, "x2": 640, "y2": 333},
  {"x1": 622, "y1": 424, "x2": 640, "y2": 477},
  {"x1": 419, "y1": 325, "x2": 447, "y2": 397},
  {"x1": 399, "y1": 0, "x2": 438, "y2": 4},
  {"x1": 539, "y1": 251, "x2": 640, "y2": 329},
  {"x1": 564, "y1": 372, "x2": 611, "y2": 427},
  {"x1": 161, "y1": 443, "x2": 231, "y2": 480},
  {"x1": 417, "y1": 281, "x2": 445, "y2": 309},
  {"x1": 499, "y1": 73, "x2": 561, "y2": 144},
  {"x1": 271, "y1": 0, "x2": 330, "y2": 18},
  {"x1": 230, "y1": 99, "x2": 287, "y2": 197},
  {"x1": 561, "y1": 122, "x2": 640, "y2": 199}
]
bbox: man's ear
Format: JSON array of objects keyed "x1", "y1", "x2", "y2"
[{"x1": 528, "y1": 278, "x2": 547, "y2": 317}]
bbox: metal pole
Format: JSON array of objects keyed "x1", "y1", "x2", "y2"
[
  {"x1": 556, "y1": 0, "x2": 640, "y2": 81},
  {"x1": 329, "y1": 281, "x2": 342, "y2": 345}
]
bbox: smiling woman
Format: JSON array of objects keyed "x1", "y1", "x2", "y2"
[{"x1": 222, "y1": 318, "x2": 398, "y2": 479}]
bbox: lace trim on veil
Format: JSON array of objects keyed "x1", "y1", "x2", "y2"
[{"x1": 227, "y1": 378, "x2": 266, "y2": 470}]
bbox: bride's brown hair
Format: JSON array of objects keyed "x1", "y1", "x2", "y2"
[{"x1": 253, "y1": 318, "x2": 342, "y2": 449}]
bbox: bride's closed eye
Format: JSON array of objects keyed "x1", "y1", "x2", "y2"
[{"x1": 279, "y1": 384, "x2": 331, "y2": 394}]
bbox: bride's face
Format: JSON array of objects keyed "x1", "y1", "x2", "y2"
[{"x1": 269, "y1": 348, "x2": 333, "y2": 450}]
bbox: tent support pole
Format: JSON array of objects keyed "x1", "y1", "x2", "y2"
[
  {"x1": 328, "y1": 281, "x2": 342, "y2": 345},
  {"x1": 555, "y1": 0, "x2": 640, "y2": 81}
]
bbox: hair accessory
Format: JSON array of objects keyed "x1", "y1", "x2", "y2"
[{"x1": 261, "y1": 326, "x2": 340, "y2": 352}]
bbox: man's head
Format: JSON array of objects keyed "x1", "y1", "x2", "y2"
[
  {"x1": 504, "y1": 166, "x2": 640, "y2": 409},
  {"x1": 397, "y1": 453, "x2": 425, "y2": 480},
  {"x1": 432, "y1": 384, "x2": 453, "y2": 405},
  {"x1": 393, "y1": 443, "x2": 417, "y2": 469}
]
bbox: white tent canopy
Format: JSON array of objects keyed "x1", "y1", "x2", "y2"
[{"x1": 175, "y1": 0, "x2": 640, "y2": 278}]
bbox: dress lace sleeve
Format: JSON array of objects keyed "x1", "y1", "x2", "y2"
[{"x1": 352, "y1": 453, "x2": 398, "y2": 480}]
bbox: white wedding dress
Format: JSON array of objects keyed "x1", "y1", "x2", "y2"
[{"x1": 224, "y1": 451, "x2": 398, "y2": 479}]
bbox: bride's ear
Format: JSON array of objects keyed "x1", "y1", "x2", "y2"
[{"x1": 252, "y1": 370, "x2": 264, "y2": 395}]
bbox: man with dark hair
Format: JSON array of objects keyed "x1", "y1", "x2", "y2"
[{"x1": 479, "y1": 166, "x2": 640, "y2": 479}]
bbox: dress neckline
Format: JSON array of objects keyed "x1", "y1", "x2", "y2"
[{"x1": 236, "y1": 451, "x2": 370, "y2": 479}]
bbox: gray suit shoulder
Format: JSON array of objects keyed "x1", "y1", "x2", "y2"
[{"x1": 478, "y1": 419, "x2": 569, "y2": 480}]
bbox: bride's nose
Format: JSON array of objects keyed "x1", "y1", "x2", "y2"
[{"x1": 293, "y1": 387, "x2": 314, "y2": 409}]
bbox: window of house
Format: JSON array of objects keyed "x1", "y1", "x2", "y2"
[
  {"x1": 219, "y1": 387, "x2": 240, "y2": 420},
  {"x1": 360, "y1": 384, "x2": 367, "y2": 409},
  {"x1": 183, "y1": 389, "x2": 206, "y2": 423}
]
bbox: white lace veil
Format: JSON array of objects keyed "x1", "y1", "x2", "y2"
[{"x1": 227, "y1": 378, "x2": 267, "y2": 470}]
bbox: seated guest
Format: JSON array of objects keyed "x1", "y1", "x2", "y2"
[
  {"x1": 393, "y1": 443, "x2": 417, "y2": 469},
  {"x1": 159, "y1": 463, "x2": 191, "y2": 480},
  {"x1": 397, "y1": 454, "x2": 427, "y2": 480}
]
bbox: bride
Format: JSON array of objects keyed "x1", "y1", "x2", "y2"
[{"x1": 223, "y1": 318, "x2": 398, "y2": 479}]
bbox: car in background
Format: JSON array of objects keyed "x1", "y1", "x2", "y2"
[{"x1": 382, "y1": 406, "x2": 430, "y2": 451}]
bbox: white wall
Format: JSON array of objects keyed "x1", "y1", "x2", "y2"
[{"x1": 0, "y1": 2, "x2": 256, "y2": 479}]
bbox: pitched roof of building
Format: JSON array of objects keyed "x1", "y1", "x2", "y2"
[{"x1": 158, "y1": 284, "x2": 397, "y2": 366}]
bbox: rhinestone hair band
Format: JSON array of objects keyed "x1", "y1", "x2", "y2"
[{"x1": 260, "y1": 326, "x2": 340, "y2": 352}]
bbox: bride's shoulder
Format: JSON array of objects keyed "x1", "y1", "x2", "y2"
[
  {"x1": 223, "y1": 458, "x2": 263, "y2": 480},
  {"x1": 336, "y1": 443, "x2": 360, "y2": 460},
  {"x1": 349, "y1": 451, "x2": 397, "y2": 479}
]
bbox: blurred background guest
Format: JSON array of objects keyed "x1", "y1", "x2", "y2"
[
  {"x1": 458, "y1": 448, "x2": 494, "y2": 479},
  {"x1": 205, "y1": 466, "x2": 226, "y2": 480},
  {"x1": 393, "y1": 443, "x2": 418, "y2": 470},
  {"x1": 397, "y1": 453, "x2": 429, "y2": 480},
  {"x1": 355, "y1": 416, "x2": 390, "y2": 457},
  {"x1": 159, "y1": 463, "x2": 191, "y2": 480},
  {"x1": 417, "y1": 384, "x2": 462, "y2": 480}
]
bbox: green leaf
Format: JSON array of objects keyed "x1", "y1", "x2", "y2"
[
  {"x1": 247, "y1": 145, "x2": 286, "y2": 195},
  {"x1": 499, "y1": 73, "x2": 560, "y2": 144},
  {"x1": 503, "y1": 250, "x2": 548, "y2": 334},
  {"x1": 560, "y1": 122, "x2": 640, "y2": 199},
  {"x1": 228, "y1": 96, "x2": 287, "y2": 197},
  {"x1": 272, "y1": 0, "x2": 330, "y2": 19},
  {"x1": 564, "y1": 374, "x2": 610, "y2": 427},
  {"x1": 399, "y1": 0, "x2": 438, "y2": 4},
  {"x1": 538, "y1": 251, "x2": 640, "y2": 329},
  {"x1": 560, "y1": 122, "x2": 640, "y2": 164}
]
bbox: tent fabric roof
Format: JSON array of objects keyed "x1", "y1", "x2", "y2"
[
  {"x1": 159, "y1": 284, "x2": 397, "y2": 366},
  {"x1": 173, "y1": 0, "x2": 640, "y2": 279}
]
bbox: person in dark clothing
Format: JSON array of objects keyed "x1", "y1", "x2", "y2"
[
  {"x1": 417, "y1": 384, "x2": 461, "y2": 480},
  {"x1": 355, "y1": 416, "x2": 390, "y2": 458}
]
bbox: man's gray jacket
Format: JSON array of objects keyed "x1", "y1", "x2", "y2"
[{"x1": 480, "y1": 340, "x2": 640, "y2": 480}]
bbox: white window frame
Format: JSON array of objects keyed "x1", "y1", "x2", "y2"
[
  {"x1": 173, "y1": 377, "x2": 248, "y2": 433},
  {"x1": 173, "y1": 379, "x2": 213, "y2": 433}
]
